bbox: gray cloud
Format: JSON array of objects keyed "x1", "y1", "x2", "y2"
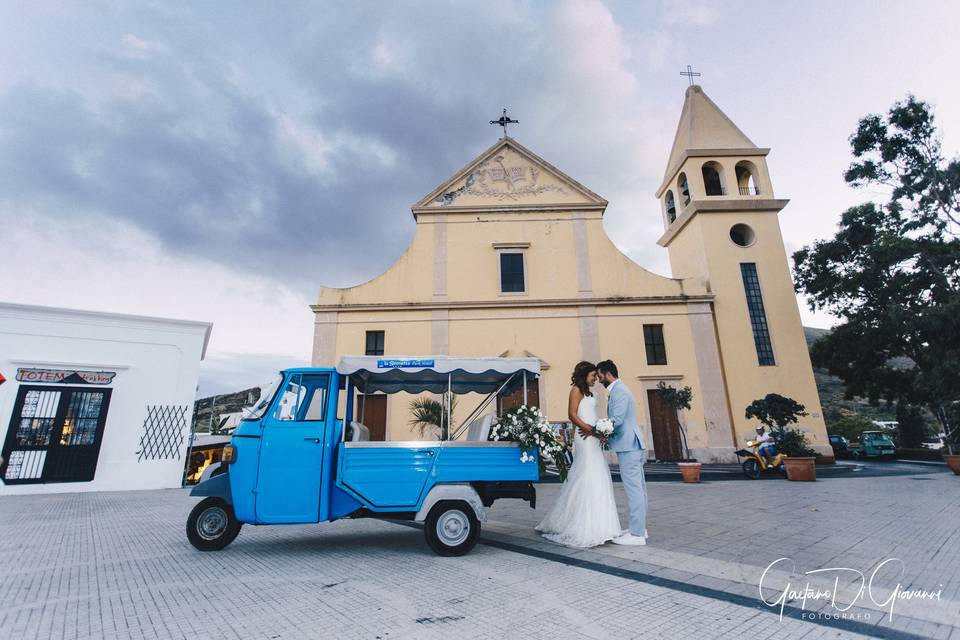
[
  {"x1": 198, "y1": 351, "x2": 310, "y2": 397},
  {"x1": 0, "y1": 1, "x2": 675, "y2": 297}
]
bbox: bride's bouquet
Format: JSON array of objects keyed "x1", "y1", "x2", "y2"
[
  {"x1": 594, "y1": 418, "x2": 614, "y2": 440},
  {"x1": 489, "y1": 405, "x2": 570, "y2": 481}
]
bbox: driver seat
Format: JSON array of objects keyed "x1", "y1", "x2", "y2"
[
  {"x1": 349, "y1": 421, "x2": 370, "y2": 442},
  {"x1": 466, "y1": 414, "x2": 495, "y2": 441}
]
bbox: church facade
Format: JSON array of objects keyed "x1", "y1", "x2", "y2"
[{"x1": 311, "y1": 85, "x2": 830, "y2": 463}]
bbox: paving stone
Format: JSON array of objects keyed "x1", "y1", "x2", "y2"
[{"x1": 0, "y1": 461, "x2": 955, "y2": 639}]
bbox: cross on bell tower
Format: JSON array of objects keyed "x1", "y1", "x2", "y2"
[
  {"x1": 490, "y1": 108, "x2": 518, "y2": 138},
  {"x1": 680, "y1": 65, "x2": 701, "y2": 86}
]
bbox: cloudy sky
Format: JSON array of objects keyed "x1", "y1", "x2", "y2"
[{"x1": 2, "y1": 1, "x2": 958, "y2": 396}]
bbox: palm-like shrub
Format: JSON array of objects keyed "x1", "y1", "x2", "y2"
[{"x1": 408, "y1": 393, "x2": 456, "y2": 437}]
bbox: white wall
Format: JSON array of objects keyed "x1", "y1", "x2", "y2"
[{"x1": 0, "y1": 303, "x2": 211, "y2": 495}]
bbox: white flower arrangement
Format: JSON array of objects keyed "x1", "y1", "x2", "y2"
[
  {"x1": 489, "y1": 405, "x2": 570, "y2": 481},
  {"x1": 594, "y1": 417, "x2": 614, "y2": 438}
]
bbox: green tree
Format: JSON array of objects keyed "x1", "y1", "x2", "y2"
[
  {"x1": 793, "y1": 95, "x2": 960, "y2": 454},
  {"x1": 656, "y1": 381, "x2": 692, "y2": 411},
  {"x1": 745, "y1": 393, "x2": 807, "y2": 430},
  {"x1": 656, "y1": 381, "x2": 694, "y2": 460},
  {"x1": 827, "y1": 414, "x2": 876, "y2": 442},
  {"x1": 745, "y1": 393, "x2": 816, "y2": 457},
  {"x1": 894, "y1": 402, "x2": 931, "y2": 448}
]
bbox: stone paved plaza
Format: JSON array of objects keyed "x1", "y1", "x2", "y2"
[{"x1": 1, "y1": 461, "x2": 957, "y2": 640}]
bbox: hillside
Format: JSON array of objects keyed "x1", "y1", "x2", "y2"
[
  {"x1": 803, "y1": 327, "x2": 896, "y2": 424},
  {"x1": 192, "y1": 386, "x2": 263, "y2": 431}
]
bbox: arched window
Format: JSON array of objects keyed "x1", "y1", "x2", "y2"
[
  {"x1": 664, "y1": 190, "x2": 676, "y2": 223},
  {"x1": 736, "y1": 161, "x2": 760, "y2": 195},
  {"x1": 677, "y1": 172, "x2": 690, "y2": 206},
  {"x1": 701, "y1": 161, "x2": 724, "y2": 196}
]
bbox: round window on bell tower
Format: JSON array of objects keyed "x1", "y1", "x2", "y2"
[{"x1": 729, "y1": 223, "x2": 756, "y2": 247}]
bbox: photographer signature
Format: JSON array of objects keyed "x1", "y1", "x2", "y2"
[{"x1": 759, "y1": 557, "x2": 943, "y2": 622}]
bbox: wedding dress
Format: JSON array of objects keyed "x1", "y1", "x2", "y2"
[{"x1": 535, "y1": 394, "x2": 622, "y2": 548}]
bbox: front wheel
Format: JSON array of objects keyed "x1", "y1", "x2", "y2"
[
  {"x1": 424, "y1": 501, "x2": 480, "y2": 556},
  {"x1": 742, "y1": 459, "x2": 761, "y2": 479},
  {"x1": 187, "y1": 497, "x2": 242, "y2": 551}
]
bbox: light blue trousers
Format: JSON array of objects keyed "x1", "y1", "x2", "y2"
[{"x1": 616, "y1": 447, "x2": 648, "y2": 537}]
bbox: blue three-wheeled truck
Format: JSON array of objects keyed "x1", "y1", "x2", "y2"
[{"x1": 186, "y1": 356, "x2": 540, "y2": 556}]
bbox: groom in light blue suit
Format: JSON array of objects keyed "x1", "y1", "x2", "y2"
[{"x1": 597, "y1": 360, "x2": 648, "y2": 545}]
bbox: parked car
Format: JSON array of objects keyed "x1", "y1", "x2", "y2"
[
  {"x1": 850, "y1": 431, "x2": 897, "y2": 459},
  {"x1": 828, "y1": 434, "x2": 856, "y2": 459}
]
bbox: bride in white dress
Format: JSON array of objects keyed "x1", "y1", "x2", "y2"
[{"x1": 536, "y1": 361, "x2": 622, "y2": 548}]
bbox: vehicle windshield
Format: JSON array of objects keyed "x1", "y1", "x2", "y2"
[{"x1": 241, "y1": 374, "x2": 283, "y2": 421}]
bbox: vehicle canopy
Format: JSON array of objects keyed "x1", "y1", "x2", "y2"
[
  {"x1": 335, "y1": 355, "x2": 540, "y2": 394},
  {"x1": 335, "y1": 355, "x2": 541, "y2": 440}
]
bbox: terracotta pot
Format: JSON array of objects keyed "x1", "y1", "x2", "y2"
[
  {"x1": 943, "y1": 454, "x2": 960, "y2": 476},
  {"x1": 783, "y1": 456, "x2": 817, "y2": 481},
  {"x1": 678, "y1": 462, "x2": 701, "y2": 483}
]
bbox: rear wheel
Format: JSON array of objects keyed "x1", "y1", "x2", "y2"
[
  {"x1": 742, "y1": 459, "x2": 761, "y2": 479},
  {"x1": 187, "y1": 497, "x2": 242, "y2": 551},
  {"x1": 424, "y1": 501, "x2": 480, "y2": 556}
]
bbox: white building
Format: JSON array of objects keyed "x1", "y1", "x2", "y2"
[{"x1": 0, "y1": 303, "x2": 211, "y2": 494}]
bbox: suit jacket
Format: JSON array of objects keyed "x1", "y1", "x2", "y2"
[{"x1": 606, "y1": 380, "x2": 645, "y2": 452}]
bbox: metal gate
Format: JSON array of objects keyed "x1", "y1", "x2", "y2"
[{"x1": 1, "y1": 385, "x2": 112, "y2": 484}]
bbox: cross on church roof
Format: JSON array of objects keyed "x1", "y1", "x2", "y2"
[
  {"x1": 490, "y1": 108, "x2": 518, "y2": 138},
  {"x1": 680, "y1": 65, "x2": 701, "y2": 86}
]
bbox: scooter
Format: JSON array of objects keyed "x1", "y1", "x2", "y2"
[{"x1": 735, "y1": 440, "x2": 786, "y2": 479}]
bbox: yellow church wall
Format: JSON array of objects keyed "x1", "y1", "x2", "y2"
[
  {"x1": 593, "y1": 308, "x2": 710, "y2": 449},
  {"x1": 329, "y1": 309, "x2": 434, "y2": 442},
  {"x1": 316, "y1": 223, "x2": 436, "y2": 307},
  {"x1": 668, "y1": 208, "x2": 828, "y2": 453},
  {"x1": 664, "y1": 217, "x2": 710, "y2": 289},
  {"x1": 313, "y1": 108, "x2": 831, "y2": 465},
  {"x1": 447, "y1": 307, "x2": 582, "y2": 422},
  {"x1": 442, "y1": 210, "x2": 581, "y2": 301},
  {"x1": 326, "y1": 301, "x2": 719, "y2": 452},
  {"x1": 583, "y1": 217, "x2": 699, "y2": 298},
  {"x1": 654, "y1": 83, "x2": 831, "y2": 458}
]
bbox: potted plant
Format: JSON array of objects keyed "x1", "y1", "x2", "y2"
[
  {"x1": 774, "y1": 427, "x2": 819, "y2": 481},
  {"x1": 408, "y1": 393, "x2": 456, "y2": 439},
  {"x1": 745, "y1": 394, "x2": 817, "y2": 481},
  {"x1": 942, "y1": 403, "x2": 960, "y2": 475},
  {"x1": 656, "y1": 382, "x2": 700, "y2": 483}
]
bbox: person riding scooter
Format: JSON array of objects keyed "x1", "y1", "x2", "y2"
[{"x1": 755, "y1": 425, "x2": 777, "y2": 464}]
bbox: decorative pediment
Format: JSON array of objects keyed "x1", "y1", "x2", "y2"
[
  {"x1": 498, "y1": 349, "x2": 550, "y2": 371},
  {"x1": 413, "y1": 138, "x2": 606, "y2": 214}
]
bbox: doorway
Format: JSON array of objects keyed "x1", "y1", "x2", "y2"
[
  {"x1": 358, "y1": 394, "x2": 387, "y2": 441},
  {"x1": 497, "y1": 378, "x2": 540, "y2": 414},
  {"x1": 1, "y1": 385, "x2": 112, "y2": 484},
  {"x1": 646, "y1": 389, "x2": 683, "y2": 461}
]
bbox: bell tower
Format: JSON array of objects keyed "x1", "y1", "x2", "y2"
[{"x1": 656, "y1": 84, "x2": 830, "y2": 457}]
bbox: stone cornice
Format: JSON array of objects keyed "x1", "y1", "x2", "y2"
[
  {"x1": 412, "y1": 202, "x2": 607, "y2": 218},
  {"x1": 656, "y1": 198, "x2": 789, "y2": 247},
  {"x1": 311, "y1": 294, "x2": 716, "y2": 314}
]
